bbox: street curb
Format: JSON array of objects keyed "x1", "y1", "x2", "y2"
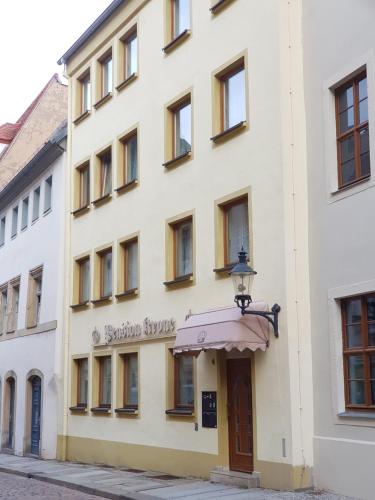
[{"x1": 0, "y1": 466, "x2": 150, "y2": 500}]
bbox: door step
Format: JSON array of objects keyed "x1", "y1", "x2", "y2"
[{"x1": 210, "y1": 466, "x2": 260, "y2": 489}]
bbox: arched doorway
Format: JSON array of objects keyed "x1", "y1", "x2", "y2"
[
  {"x1": 3, "y1": 376, "x2": 16, "y2": 450},
  {"x1": 29, "y1": 376, "x2": 42, "y2": 456}
]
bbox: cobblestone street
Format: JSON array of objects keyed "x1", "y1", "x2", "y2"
[{"x1": 0, "y1": 471, "x2": 104, "y2": 499}]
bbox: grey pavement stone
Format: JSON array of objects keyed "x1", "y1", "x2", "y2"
[{"x1": 0, "y1": 453, "x2": 357, "y2": 500}]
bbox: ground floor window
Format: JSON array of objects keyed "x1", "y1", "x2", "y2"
[
  {"x1": 174, "y1": 354, "x2": 194, "y2": 409},
  {"x1": 341, "y1": 293, "x2": 375, "y2": 410}
]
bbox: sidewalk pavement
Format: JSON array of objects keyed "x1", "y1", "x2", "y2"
[{"x1": 0, "y1": 453, "x2": 354, "y2": 500}]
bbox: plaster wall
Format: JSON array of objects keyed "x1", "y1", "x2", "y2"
[
  {"x1": 0, "y1": 153, "x2": 66, "y2": 459},
  {"x1": 64, "y1": 0, "x2": 313, "y2": 485},
  {"x1": 303, "y1": 0, "x2": 375, "y2": 498}
]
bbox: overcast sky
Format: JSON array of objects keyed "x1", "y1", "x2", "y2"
[{"x1": 0, "y1": 0, "x2": 112, "y2": 124}]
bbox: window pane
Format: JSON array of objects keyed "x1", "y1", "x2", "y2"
[
  {"x1": 0, "y1": 217, "x2": 5, "y2": 246},
  {"x1": 82, "y1": 76, "x2": 91, "y2": 112},
  {"x1": 11, "y1": 207, "x2": 18, "y2": 237},
  {"x1": 103, "y1": 58, "x2": 112, "y2": 94},
  {"x1": 35, "y1": 276, "x2": 42, "y2": 324},
  {"x1": 79, "y1": 359, "x2": 88, "y2": 405},
  {"x1": 126, "y1": 34, "x2": 137, "y2": 76},
  {"x1": 227, "y1": 201, "x2": 249, "y2": 264},
  {"x1": 176, "y1": 221, "x2": 192, "y2": 277},
  {"x1": 178, "y1": 356, "x2": 194, "y2": 406},
  {"x1": 225, "y1": 69, "x2": 246, "y2": 129},
  {"x1": 338, "y1": 85, "x2": 353, "y2": 112},
  {"x1": 349, "y1": 380, "x2": 365, "y2": 405},
  {"x1": 80, "y1": 259, "x2": 90, "y2": 302},
  {"x1": 371, "y1": 355, "x2": 375, "y2": 404},
  {"x1": 341, "y1": 159, "x2": 356, "y2": 185},
  {"x1": 102, "y1": 252, "x2": 112, "y2": 296},
  {"x1": 126, "y1": 354, "x2": 138, "y2": 405},
  {"x1": 346, "y1": 325, "x2": 362, "y2": 348},
  {"x1": 368, "y1": 324, "x2": 375, "y2": 347},
  {"x1": 1, "y1": 291, "x2": 7, "y2": 328},
  {"x1": 174, "y1": 0, "x2": 190, "y2": 36},
  {"x1": 348, "y1": 355, "x2": 365, "y2": 405},
  {"x1": 339, "y1": 107, "x2": 354, "y2": 133},
  {"x1": 126, "y1": 240, "x2": 138, "y2": 290},
  {"x1": 175, "y1": 103, "x2": 191, "y2": 156},
  {"x1": 348, "y1": 355, "x2": 364, "y2": 379},
  {"x1": 345, "y1": 298, "x2": 361, "y2": 323},
  {"x1": 126, "y1": 135, "x2": 138, "y2": 182},
  {"x1": 101, "y1": 358, "x2": 111, "y2": 405},
  {"x1": 44, "y1": 176, "x2": 52, "y2": 212},
  {"x1": 360, "y1": 127, "x2": 370, "y2": 177},
  {"x1": 359, "y1": 99, "x2": 368, "y2": 124},
  {"x1": 340, "y1": 135, "x2": 355, "y2": 163},
  {"x1": 359, "y1": 77, "x2": 367, "y2": 100},
  {"x1": 32, "y1": 188, "x2": 40, "y2": 221},
  {"x1": 367, "y1": 297, "x2": 375, "y2": 320},
  {"x1": 21, "y1": 198, "x2": 29, "y2": 229}
]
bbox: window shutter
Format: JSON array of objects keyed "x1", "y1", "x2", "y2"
[{"x1": 26, "y1": 275, "x2": 37, "y2": 328}]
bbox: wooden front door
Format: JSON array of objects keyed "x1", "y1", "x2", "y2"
[{"x1": 227, "y1": 358, "x2": 253, "y2": 473}]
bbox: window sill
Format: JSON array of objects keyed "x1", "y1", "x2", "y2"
[
  {"x1": 91, "y1": 296, "x2": 112, "y2": 306},
  {"x1": 213, "y1": 264, "x2": 234, "y2": 274},
  {"x1": 163, "y1": 151, "x2": 191, "y2": 169},
  {"x1": 31, "y1": 218, "x2": 39, "y2": 225},
  {"x1": 73, "y1": 110, "x2": 91, "y2": 126},
  {"x1": 115, "y1": 407, "x2": 138, "y2": 415},
  {"x1": 331, "y1": 175, "x2": 371, "y2": 195},
  {"x1": 210, "y1": 0, "x2": 234, "y2": 14},
  {"x1": 165, "y1": 408, "x2": 194, "y2": 416},
  {"x1": 11, "y1": 235, "x2": 17, "y2": 240},
  {"x1": 211, "y1": 121, "x2": 247, "y2": 143},
  {"x1": 71, "y1": 205, "x2": 90, "y2": 217},
  {"x1": 338, "y1": 411, "x2": 375, "y2": 420},
  {"x1": 163, "y1": 274, "x2": 193, "y2": 287},
  {"x1": 70, "y1": 302, "x2": 90, "y2": 310},
  {"x1": 115, "y1": 288, "x2": 138, "y2": 300},
  {"x1": 93, "y1": 92, "x2": 112, "y2": 110},
  {"x1": 92, "y1": 193, "x2": 112, "y2": 207},
  {"x1": 162, "y1": 29, "x2": 191, "y2": 54},
  {"x1": 116, "y1": 73, "x2": 138, "y2": 92},
  {"x1": 43, "y1": 208, "x2": 52, "y2": 217},
  {"x1": 69, "y1": 406, "x2": 87, "y2": 413},
  {"x1": 91, "y1": 407, "x2": 111, "y2": 414},
  {"x1": 115, "y1": 179, "x2": 138, "y2": 194}
]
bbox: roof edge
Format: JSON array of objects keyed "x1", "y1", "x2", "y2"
[{"x1": 57, "y1": 0, "x2": 126, "y2": 66}]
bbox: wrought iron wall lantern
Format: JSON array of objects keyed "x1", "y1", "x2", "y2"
[{"x1": 230, "y1": 249, "x2": 281, "y2": 338}]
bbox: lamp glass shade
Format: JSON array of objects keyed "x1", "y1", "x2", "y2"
[{"x1": 231, "y1": 270, "x2": 255, "y2": 297}]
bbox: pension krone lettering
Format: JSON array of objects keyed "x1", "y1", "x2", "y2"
[{"x1": 92, "y1": 317, "x2": 177, "y2": 346}]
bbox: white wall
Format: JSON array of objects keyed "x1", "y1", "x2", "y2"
[
  {"x1": 0, "y1": 151, "x2": 65, "y2": 458},
  {"x1": 303, "y1": 1, "x2": 375, "y2": 498}
]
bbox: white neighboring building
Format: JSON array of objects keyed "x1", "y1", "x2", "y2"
[
  {"x1": 0, "y1": 121, "x2": 66, "y2": 458},
  {"x1": 303, "y1": 1, "x2": 375, "y2": 498}
]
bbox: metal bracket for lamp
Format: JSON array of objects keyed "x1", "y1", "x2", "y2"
[{"x1": 235, "y1": 295, "x2": 281, "y2": 338}]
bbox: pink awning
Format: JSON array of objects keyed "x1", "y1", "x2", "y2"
[{"x1": 173, "y1": 302, "x2": 270, "y2": 354}]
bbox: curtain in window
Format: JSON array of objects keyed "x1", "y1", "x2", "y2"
[
  {"x1": 126, "y1": 241, "x2": 138, "y2": 290},
  {"x1": 103, "y1": 58, "x2": 113, "y2": 94},
  {"x1": 126, "y1": 135, "x2": 138, "y2": 182},
  {"x1": 178, "y1": 356, "x2": 194, "y2": 406},
  {"x1": 44, "y1": 177, "x2": 52, "y2": 212},
  {"x1": 227, "y1": 202, "x2": 249, "y2": 264},
  {"x1": 101, "y1": 155, "x2": 112, "y2": 196},
  {"x1": 80, "y1": 259, "x2": 90, "y2": 302},
  {"x1": 35, "y1": 277, "x2": 42, "y2": 324},
  {"x1": 126, "y1": 354, "x2": 138, "y2": 405},
  {"x1": 81, "y1": 168, "x2": 90, "y2": 206},
  {"x1": 176, "y1": 221, "x2": 192, "y2": 277},
  {"x1": 102, "y1": 252, "x2": 112, "y2": 296},
  {"x1": 79, "y1": 359, "x2": 88, "y2": 405},
  {"x1": 101, "y1": 358, "x2": 111, "y2": 405},
  {"x1": 1, "y1": 291, "x2": 7, "y2": 334}
]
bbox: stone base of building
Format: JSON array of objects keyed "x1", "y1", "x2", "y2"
[{"x1": 57, "y1": 435, "x2": 312, "y2": 491}]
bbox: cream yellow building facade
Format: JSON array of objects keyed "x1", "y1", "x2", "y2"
[{"x1": 58, "y1": 0, "x2": 313, "y2": 490}]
